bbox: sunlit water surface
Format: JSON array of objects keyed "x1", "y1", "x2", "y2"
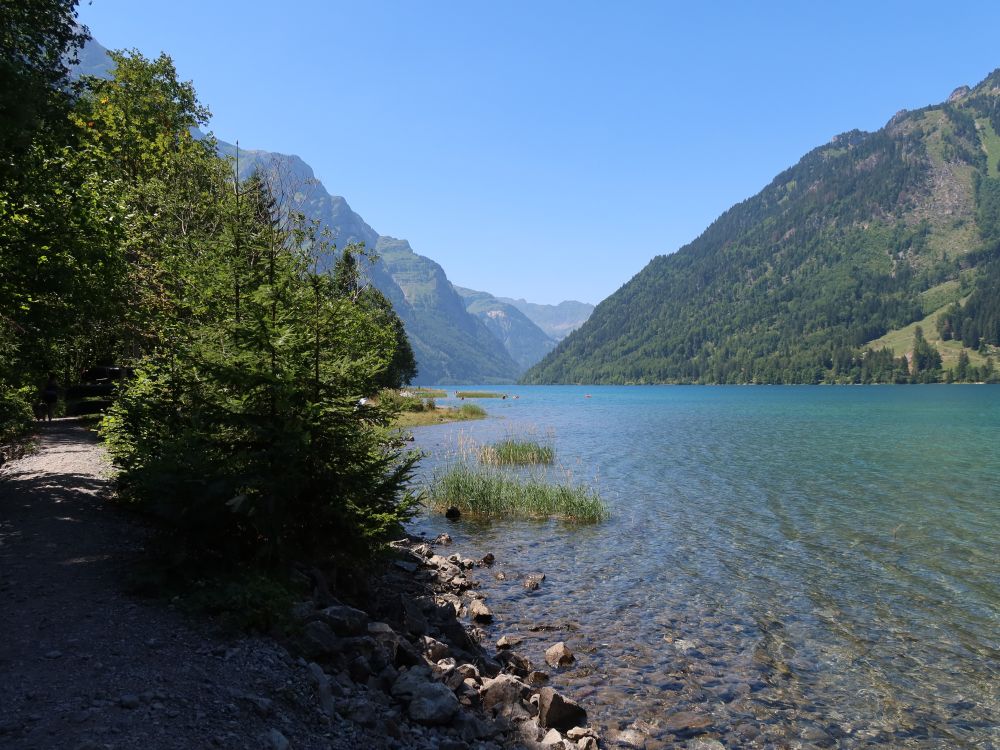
[{"x1": 407, "y1": 386, "x2": 999, "y2": 748}]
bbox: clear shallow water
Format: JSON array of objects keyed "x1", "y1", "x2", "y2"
[{"x1": 408, "y1": 386, "x2": 1000, "y2": 748}]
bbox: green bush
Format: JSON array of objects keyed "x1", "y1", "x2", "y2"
[{"x1": 0, "y1": 386, "x2": 35, "y2": 444}]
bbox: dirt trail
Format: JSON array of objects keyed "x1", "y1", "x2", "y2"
[{"x1": 0, "y1": 420, "x2": 367, "y2": 749}]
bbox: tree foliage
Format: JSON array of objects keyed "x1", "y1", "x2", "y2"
[{"x1": 1, "y1": 16, "x2": 422, "y2": 564}]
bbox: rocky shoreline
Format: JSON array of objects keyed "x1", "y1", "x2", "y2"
[{"x1": 291, "y1": 532, "x2": 604, "y2": 750}]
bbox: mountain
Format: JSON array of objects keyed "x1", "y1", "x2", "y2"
[
  {"x1": 496, "y1": 298, "x2": 594, "y2": 341},
  {"x1": 525, "y1": 73, "x2": 1000, "y2": 384},
  {"x1": 453, "y1": 287, "x2": 557, "y2": 369},
  {"x1": 76, "y1": 38, "x2": 522, "y2": 385}
]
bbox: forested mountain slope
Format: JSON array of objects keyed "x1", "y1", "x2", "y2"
[{"x1": 525, "y1": 73, "x2": 1000, "y2": 384}]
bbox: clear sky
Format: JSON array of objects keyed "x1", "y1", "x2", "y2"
[{"x1": 77, "y1": 1, "x2": 1000, "y2": 305}]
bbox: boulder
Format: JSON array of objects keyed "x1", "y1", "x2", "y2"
[
  {"x1": 497, "y1": 650, "x2": 532, "y2": 678},
  {"x1": 407, "y1": 681, "x2": 460, "y2": 725},
  {"x1": 541, "y1": 728, "x2": 566, "y2": 747},
  {"x1": 496, "y1": 635, "x2": 522, "y2": 650},
  {"x1": 433, "y1": 533, "x2": 453, "y2": 544},
  {"x1": 298, "y1": 620, "x2": 340, "y2": 659},
  {"x1": 468, "y1": 599, "x2": 493, "y2": 623},
  {"x1": 421, "y1": 635, "x2": 450, "y2": 661},
  {"x1": 544, "y1": 642, "x2": 575, "y2": 668},
  {"x1": 390, "y1": 665, "x2": 433, "y2": 701},
  {"x1": 527, "y1": 670, "x2": 550, "y2": 686},
  {"x1": 609, "y1": 728, "x2": 646, "y2": 749},
  {"x1": 413, "y1": 543, "x2": 434, "y2": 557},
  {"x1": 537, "y1": 687, "x2": 587, "y2": 731},
  {"x1": 479, "y1": 673, "x2": 528, "y2": 711},
  {"x1": 578, "y1": 738, "x2": 599, "y2": 750},
  {"x1": 316, "y1": 604, "x2": 369, "y2": 636}
]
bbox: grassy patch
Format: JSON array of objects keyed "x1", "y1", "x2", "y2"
[
  {"x1": 409, "y1": 388, "x2": 447, "y2": 398},
  {"x1": 428, "y1": 463, "x2": 608, "y2": 522},
  {"x1": 480, "y1": 439, "x2": 554, "y2": 465},
  {"x1": 455, "y1": 391, "x2": 506, "y2": 399},
  {"x1": 393, "y1": 402, "x2": 486, "y2": 428},
  {"x1": 867, "y1": 300, "x2": 988, "y2": 371}
]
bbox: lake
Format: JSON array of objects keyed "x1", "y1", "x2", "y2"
[{"x1": 407, "y1": 385, "x2": 1000, "y2": 748}]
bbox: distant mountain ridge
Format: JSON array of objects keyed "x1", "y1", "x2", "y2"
[
  {"x1": 453, "y1": 287, "x2": 558, "y2": 369},
  {"x1": 526, "y1": 71, "x2": 1000, "y2": 384},
  {"x1": 496, "y1": 297, "x2": 594, "y2": 341}
]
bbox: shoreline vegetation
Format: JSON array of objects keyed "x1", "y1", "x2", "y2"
[
  {"x1": 428, "y1": 435, "x2": 607, "y2": 522},
  {"x1": 380, "y1": 389, "x2": 488, "y2": 428}
]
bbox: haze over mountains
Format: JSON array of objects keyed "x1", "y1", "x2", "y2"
[
  {"x1": 526, "y1": 73, "x2": 1000, "y2": 384},
  {"x1": 75, "y1": 38, "x2": 593, "y2": 385}
]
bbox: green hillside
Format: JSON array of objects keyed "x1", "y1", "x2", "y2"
[{"x1": 525, "y1": 75, "x2": 1000, "y2": 385}]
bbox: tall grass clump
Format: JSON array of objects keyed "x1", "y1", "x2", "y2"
[
  {"x1": 455, "y1": 391, "x2": 505, "y2": 399},
  {"x1": 457, "y1": 403, "x2": 486, "y2": 418},
  {"x1": 429, "y1": 463, "x2": 608, "y2": 522},
  {"x1": 480, "y1": 439, "x2": 554, "y2": 465}
]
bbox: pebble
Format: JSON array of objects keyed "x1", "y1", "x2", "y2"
[
  {"x1": 267, "y1": 728, "x2": 289, "y2": 750},
  {"x1": 119, "y1": 694, "x2": 140, "y2": 709},
  {"x1": 44, "y1": 650, "x2": 63, "y2": 659}
]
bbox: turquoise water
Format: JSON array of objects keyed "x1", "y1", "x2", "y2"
[{"x1": 409, "y1": 386, "x2": 1000, "y2": 748}]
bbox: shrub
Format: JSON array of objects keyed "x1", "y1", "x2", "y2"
[{"x1": 0, "y1": 386, "x2": 35, "y2": 444}]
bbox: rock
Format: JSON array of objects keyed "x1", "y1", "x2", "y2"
[
  {"x1": 308, "y1": 662, "x2": 336, "y2": 718},
  {"x1": 456, "y1": 663, "x2": 480, "y2": 681},
  {"x1": 429, "y1": 554, "x2": 463, "y2": 580},
  {"x1": 119, "y1": 694, "x2": 140, "y2": 709},
  {"x1": 544, "y1": 642, "x2": 575, "y2": 668},
  {"x1": 402, "y1": 596, "x2": 429, "y2": 635},
  {"x1": 480, "y1": 553, "x2": 495, "y2": 566},
  {"x1": 663, "y1": 711, "x2": 713, "y2": 738},
  {"x1": 495, "y1": 571, "x2": 507, "y2": 581},
  {"x1": 527, "y1": 670, "x2": 550, "y2": 686},
  {"x1": 394, "y1": 560, "x2": 418, "y2": 573},
  {"x1": 578, "y1": 738, "x2": 599, "y2": 750},
  {"x1": 480, "y1": 673, "x2": 528, "y2": 711},
  {"x1": 267, "y1": 729, "x2": 289, "y2": 750},
  {"x1": 299, "y1": 620, "x2": 340, "y2": 658},
  {"x1": 316, "y1": 603, "x2": 369, "y2": 636},
  {"x1": 686, "y1": 740, "x2": 726, "y2": 750},
  {"x1": 391, "y1": 665, "x2": 433, "y2": 701},
  {"x1": 523, "y1": 578, "x2": 541, "y2": 591},
  {"x1": 44, "y1": 650, "x2": 62, "y2": 659},
  {"x1": 497, "y1": 650, "x2": 532, "y2": 678},
  {"x1": 407, "y1": 680, "x2": 461, "y2": 725},
  {"x1": 413, "y1": 543, "x2": 434, "y2": 557},
  {"x1": 610, "y1": 728, "x2": 646, "y2": 748},
  {"x1": 445, "y1": 506, "x2": 461, "y2": 519},
  {"x1": 469, "y1": 599, "x2": 493, "y2": 623},
  {"x1": 542, "y1": 728, "x2": 565, "y2": 746},
  {"x1": 421, "y1": 635, "x2": 450, "y2": 661},
  {"x1": 433, "y1": 533, "x2": 452, "y2": 544},
  {"x1": 566, "y1": 727, "x2": 597, "y2": 740},
  {"x1": 537, "y1": 687, "x2": 587, "y2": 731},
  {"x1": 496, "y1": 635, "x2": 522, "y2": 649}
]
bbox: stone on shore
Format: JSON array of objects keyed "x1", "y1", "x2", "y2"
[
  {"x1": 537, "y1": 686, "x2": 587, "y2": 731},
  {"x1": 468, "y1": 599, "x2": 493, "y2": 623},
  {"x1": 316, "y1": 603, "x2": 369, "y2": 636},
  {"x1": 407, "y1": 680, "x2": 460, "y2": 725},
  {"x1": 544, "y1": 641, "x2": 575, "y2": 668}
]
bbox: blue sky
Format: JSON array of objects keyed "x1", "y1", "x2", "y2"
[{"x1": 78, "y1": 1, "x2": 1000, "y2": 305}]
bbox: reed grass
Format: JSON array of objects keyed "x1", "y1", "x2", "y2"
[
  {"x1": 428, "y1": 463, "x2": 608, "y2": 522},
  {"x1": 455, "y1": 391, "x2": 505, "y2": 399},
  {"x1": 480, "y1": 439, "x2": 554, "y2": 465},
  {"x1": 393, "y1": 402, "x2": 486, "y2": 427},
  {"x1": 410, "y1": 388, "x2": 447, "y2": 398}
]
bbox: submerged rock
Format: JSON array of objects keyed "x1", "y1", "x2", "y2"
[{"x1": 469, "y1": 599, "x2": 493, "y2": 623}]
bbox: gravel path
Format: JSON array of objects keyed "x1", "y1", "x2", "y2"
[{"x1": 0, "y1": 420, "x2": 377, "y2": 750}]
